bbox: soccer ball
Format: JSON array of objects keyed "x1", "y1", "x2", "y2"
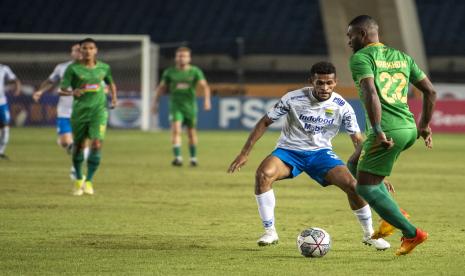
[{"x1": 296, "y1": 227, "x2": 331, "y2": 258}]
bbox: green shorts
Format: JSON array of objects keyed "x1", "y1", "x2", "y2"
[
  {"x1": 358, "y1": 128, "x2": 417, "y2": 176},
  {"x1": 71, "y1": 111, "x2": 108, "y2": 143},
  {"x1": 169, "y1": 104, "x2": 197, "y2": 128}
]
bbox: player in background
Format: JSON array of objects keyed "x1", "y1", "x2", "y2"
[
  {"x1": 228, "y1": 62, "x2": 390, "y2": 250},
  {"x1": 60, "y1": 38, "x2": 118, "y2": 196},
  {"x1": 33, "y1": 44, "x2": 90, "y2": 177},
  {"x1": 152, "y1": 47, "x2": 211, "y2": 167},
  {"x1": 347, "y1": 15, "x2": 436, "y2": 255},
  {"x1": 0, "y1": 64, "x2": 21, "y2": 160}
]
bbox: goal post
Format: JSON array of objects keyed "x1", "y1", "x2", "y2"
[{"x1": 0, "y1": 33, "x2": 158, "y2": 131}]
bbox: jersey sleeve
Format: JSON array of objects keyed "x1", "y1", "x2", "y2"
[
  {"x1": 3, "y1": 66, "x2": 17, "y2": 81},
  {"x1": 60, "y1": 66, "x2": 74, "y2": 89},
  {"x1": 194, "y1": 67, "x2": 206, "y2": 82},
  {"x1": 103, "y1": 65, "x2": 114, "y2": 84},
  {"x1": 267, "y1": 94, "x2": 290, "y2": 121},
  {"x1": 408, "y1": 56, "x2": 426, "y2": 84},
  {"x1": 350, "y1": 53, "x2": 374, "y2": 82},
  {"x1": 48, "y1": 64, "x2": 62, "y2": 83},
  {"x1": 342, "y1": 102, "x2": 360, "y2": 134},
  {"x1": 160, "y1": 69, "x2": 170, "y2": 85}
]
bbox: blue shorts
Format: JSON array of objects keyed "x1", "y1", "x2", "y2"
[
  {"x1": 271, "y1": 148, "x2": 345, "y2": 186},
  {"x1": 0, "y1": 104, "x2": 10, "y2": 125},
  {"x1": 56, "y1": 117, "x2": 72, "y2": 135}
]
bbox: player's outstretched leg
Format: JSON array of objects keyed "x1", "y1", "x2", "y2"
[
  {"x1": 372, "y1": 181, "x2": 411, "y2": 239},
  {"x1": 327, "y1": 166, "x2": 390, "y2": 251},
  {"x1": 355, "y1": 182, "x2": 417, "y2": 235},
  {"x1": 356, "y1": 172, "x2": 427, "y2": 255}
]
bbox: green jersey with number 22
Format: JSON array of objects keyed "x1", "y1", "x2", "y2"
[{"x1": 350, "y1": 42, "x2": 426, "y2": 132}]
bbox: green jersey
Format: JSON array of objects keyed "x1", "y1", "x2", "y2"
[
  {"x1": 161, "y1": 65, "x2": 205, "y2": 107},
  {"x1": 61, "y1": 61, "x2": 113, "y2": 122},
  {"x1": 349, "y1": 43, "x2": 426, "y2": 132}
]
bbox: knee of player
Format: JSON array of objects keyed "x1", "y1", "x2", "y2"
[
  {"x1": 335, "y1": 174, "x2": 357, "y2": 193},
  {"x1": 255, "y1": 167, "x2": 277, "y2": 184},
  {"x1": 345, "y1": 178, "x2": 358, "y2": 194},
  {"x1": 91, "y1": 140, "x2": 102, "y2": 150}
]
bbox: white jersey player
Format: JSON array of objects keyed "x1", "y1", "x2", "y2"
[
  {"x1": 33, "y1": 44, "x2": 81, "y2": 151},
  {"x1": 228, "y1": 62, "x2": 390, "y2": 251},
  {"x1": 33, "y1": 44, "x2": 88, "y2": 179},
  {"x1": 0, "y1": 64, "x2": 21, "y2": 160}
]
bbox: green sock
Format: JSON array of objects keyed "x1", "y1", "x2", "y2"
[
  {"x1": 356, "y1": 182, "x2": 417, "y2": 238},
  {"x1": 189, "y1": 145, "x2": 197, "y2": 158},
  {"x1": 86, "y1": 150, "x2": 101, "y2": 182},
  {"x1": 173, "y1": 146, "x2": 181, "y2": 158},
  {"x1": 347, "y1": 162, "x2": 357, "y2": 178},
  {"x1": 72, "y1": 151, "x2": 84, "y2": 180}
]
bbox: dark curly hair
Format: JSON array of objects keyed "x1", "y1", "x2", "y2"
[{"x1": 310, "y1": 61, "x2": 336, "y2": 77}]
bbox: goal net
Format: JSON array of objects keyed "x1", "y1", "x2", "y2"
[{"x1": 0, "y1": 33, "x2": 158, "y2": 131}]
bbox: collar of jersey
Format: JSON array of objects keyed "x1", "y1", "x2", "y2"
[{"x1": 365, "y1": 42, "x2": 384, "y2": 48}]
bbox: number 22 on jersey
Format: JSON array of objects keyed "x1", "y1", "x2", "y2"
[{"x1": 379, "y1": 72, "x2": 407, "y2": 104}]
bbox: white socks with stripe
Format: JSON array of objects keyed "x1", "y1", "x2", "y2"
[
  {"x1": 255, "y1": 189, "x2": 276, "y2": 230},
  {"x1": 353, "y1": 204, "x2": 374, "y2": 239}
]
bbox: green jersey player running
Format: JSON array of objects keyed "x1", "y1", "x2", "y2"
[
  {"x1": 347, "y1": 15, "x2": 436, "y2": 255},
  {"x1": 153, "y1": 47, "x2": 211, "y2": 167},
  {"x1": 60, "y1": 38, "x2": 118, "y2": 196}
]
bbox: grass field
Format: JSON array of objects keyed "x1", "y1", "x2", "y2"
[{"x1": 1, "y1": 128, "x2": 465, "y2": 275}]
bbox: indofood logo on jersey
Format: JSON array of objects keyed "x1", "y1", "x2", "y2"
[{"x1": 299, "y1": 114, "x2": 335, "y2": 132}]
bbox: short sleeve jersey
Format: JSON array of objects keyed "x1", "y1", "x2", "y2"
[
  {"x1": 0, "y1": 64, "x2": 17, "y2": 105},
  {"x1": 60, "y1": 61, "x2": 113, "y2": 121},
  {"x1": 267, "y1": 87, "x2": 360, "y2": 151},
  {"x1": 161, "y1": 65, "x2": 205, "y2": 106},
  {"x1": 49, "y1": 61, "x2": 73, "y2": 118},
  {"x1": 350, "y1": 43, "x2": 426, "y2": 132}
]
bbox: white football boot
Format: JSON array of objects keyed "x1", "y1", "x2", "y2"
[
  {"x1": 257, "y1": 228, "x2": 279, "y2": 246},
  {"x1": 363, "y1": 236, "x2": 390, "y2": 250}
]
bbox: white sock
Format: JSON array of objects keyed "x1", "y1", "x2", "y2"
[
  {"x1": 0, "y1": 127, "x2": 10, "y2": 154},
  {"x1": 353, "y1": 204, "x2": 374, "y2": 239},
  {"x1": 83, "y1": 147, "x2": 90, "y2": 161},
  {"x1": 255, "y1": 189, "x2": 276, "y2": 230}
]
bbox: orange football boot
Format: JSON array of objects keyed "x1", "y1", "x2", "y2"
[{"x1": 396, "y1": 228, "x2": 428, "y2": 256}]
